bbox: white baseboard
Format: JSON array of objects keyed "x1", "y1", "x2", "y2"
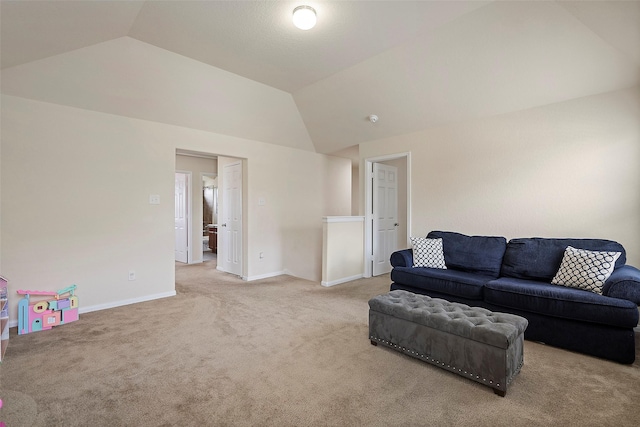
[
  {"x1": 7, "y1": 290, "x2": 177, "y2": 328},
  {"x1": 244, "y1": 271, "x2": 286, "y2": 282},
  {"x1": 216, "y1": 266, "x2": 287, "y2": 282},
  {"x1": 216, "y1": 265, "x2": 285, "y2": 282},
  {"x1": 321, "y1": 274, "x2": 364, "y2": 287},
  {"x1": 80, "y1": 291, "x2": 177, "y2": 314}
]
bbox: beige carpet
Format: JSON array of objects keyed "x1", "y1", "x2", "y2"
[{"x1": 1, "y1": 261, "x2": 639, "y2": 426}]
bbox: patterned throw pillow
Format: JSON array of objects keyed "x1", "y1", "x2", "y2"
[
  {"x1": 551, "y1": 246, "x2": 621, "y2": 294},
  {"x1": 410, "y1": 237, "x2": 447, "y2": 269}
]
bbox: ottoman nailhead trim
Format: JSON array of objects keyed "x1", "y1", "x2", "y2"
[{"x1": 369, "y1": 335, "x2": 507, "y2": 386}]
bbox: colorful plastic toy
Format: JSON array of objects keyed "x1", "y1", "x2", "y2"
[
  {"x1": 17, "y1": 285, "x2": 79, "y2": 335},
  {"x1": 1, "y1": 276, "x2": 8, "y2": 363}
]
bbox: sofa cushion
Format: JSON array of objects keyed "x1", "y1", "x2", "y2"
[
  {"x1": 500, "y1": 238, "x2": 626, "y2": 282},
  {"x1": 484, "y1": 277, "x2": 639, "y2": 328},
  {"x1": 551, "y1": 246, "x2": 621, "y2": 295},
  {"x1": 427, "y1": 231, "x2": 507, "y2": 277},
  {"x1": 391, "y1": 266, "x2": 491, "y2": 301},
  {"x1": 410, "y1": 237, "x2": 446, "y2": 269}
]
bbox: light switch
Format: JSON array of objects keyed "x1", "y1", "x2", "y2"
[{"x1": 149, "y1": 195, "x2": 160, "y2": 205}]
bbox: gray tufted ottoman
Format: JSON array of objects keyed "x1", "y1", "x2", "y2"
[{"x1": 368, "y1": 290, "x2": 528, "y2": 396}]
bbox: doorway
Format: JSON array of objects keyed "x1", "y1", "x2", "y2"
[
  {"x1": 202, "y1": 173, "x2": 218, "y2": 264},
  {"x1": 175, "y1": 171, "x2": 191, "y2": 263},
  {"x1": 364, "y1": 152, "x2": 411, "y2": 277},
  {"x1": 175, "y1": 149, "x2": 246, "y2": 277}
]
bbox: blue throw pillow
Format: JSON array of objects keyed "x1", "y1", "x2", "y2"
[
  {"x1": 427, "y1": 231, "x2": 507, "y2": 277},
  {"x1": 501, "y1": 238, "x2": 626, "y2": 281}
]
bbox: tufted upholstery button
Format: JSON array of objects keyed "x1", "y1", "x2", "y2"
[{"x1": 369, "y1": 289, "x2": 529, "y2": 349}]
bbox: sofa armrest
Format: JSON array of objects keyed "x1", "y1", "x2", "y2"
[
  {"x1": 390, "y1": 249, "x2": 413, "y2": 268},
  {"x1": 603, "y1": 265, "x2": 640, "y2": 305}
]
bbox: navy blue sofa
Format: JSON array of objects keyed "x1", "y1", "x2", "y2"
[{"x1": 390, "y1": 231, "x2": 640, "y2": 363}]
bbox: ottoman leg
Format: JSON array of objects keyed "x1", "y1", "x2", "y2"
[
  {"x1": 370, "y1": 340, "x2": 378, "y2": 346},
  {"x1": 494, "y1": 389, "x2": 506, "y2": 397}
]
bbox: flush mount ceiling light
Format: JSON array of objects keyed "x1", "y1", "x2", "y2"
[{"x1": 292, "y1": 5, "x2": 317, "y2": 30}]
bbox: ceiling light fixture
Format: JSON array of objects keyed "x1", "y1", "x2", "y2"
[{"x1": 292, "y1": 5, "x2": 317, "y2": 30}]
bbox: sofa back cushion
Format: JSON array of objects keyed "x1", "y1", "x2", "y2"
[
  {"x1": 501, "y1": 238, "x2": 626, "y2": 282},
  {"x1": 426, "y1": 231, "x2": 507, "y2": 277}
]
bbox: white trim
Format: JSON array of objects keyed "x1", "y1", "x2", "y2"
[
  {"x1": 176, "y1": 170, "x2": 193, "y2": 264},
  {"x1": 175, "y1": 149, "x2": 218, "y2": 159},
  {"x1": 7, "y1": 291, "x2": 177, "y2": 328},
  {"x1": 243, "y1": 271, "x2": 287, "y2": 282},
  {"x1": 323, "y1": 216, "x2": 365, "y2": 223},
  {"x1": 79, "y1": 291, "x2": 177, "y2": 313},
  {"x1": 321, "y1": 274, "x2": 364, "y2": 287},
  {"x1": 364, "y1": 152, "x2": 412, "y2": 278}
]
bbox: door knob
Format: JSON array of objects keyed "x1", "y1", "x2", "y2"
[
  {"x1": 394, "y1": 223, "x2": 399, "y2": 227},
  {"x1": 221, "y1": 223, "x2": 227, "y2": 227}
]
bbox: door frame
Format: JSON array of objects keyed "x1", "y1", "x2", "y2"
[
  {"x1": 175, "y1": 170, "x2": 193, "y2": 264},
  {"x1": 364, "y1": 152, "x2": 411, "y2": 278},
  {"x1": 176, "y1": 149, "x2": 247, "y2": 277},
  {"x1": 201, "y1": 172, "x2": 218, "y2": 261}
]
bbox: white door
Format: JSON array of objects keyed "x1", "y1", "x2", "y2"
[
  {"x1": 372, "y1": 163, "x2": 398, "y2": 276},
  {"x1": 221, "y1": 162, "x2": 242, "y2": 276},
  {"x1": 175, "y1": 172, "x2": 189, "y2": 263}
]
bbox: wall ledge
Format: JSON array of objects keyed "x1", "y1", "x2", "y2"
[{"x1": 323, "y1": 216, "x2": 365, "y2": 223}]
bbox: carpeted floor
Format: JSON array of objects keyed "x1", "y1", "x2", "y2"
[{"x1": 1, "y1": 260, "x2": 639, "y2": 426}]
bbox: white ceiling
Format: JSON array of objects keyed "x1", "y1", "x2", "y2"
[
  {"x1": 0, "y1": 1, "x2": 493, "y2": 91},
  {"x1": 1, "y1": 0, "x2": 639, "y2": 156}
]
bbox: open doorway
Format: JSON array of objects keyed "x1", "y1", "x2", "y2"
[
  {"x1": 202, "y1": 173, "x2": 218, "y2": 264},
  {"x1": 364, "y1": 152, "x2": 411, "y2": 277},
  {"x1": 175, "y1": 149, "x2": 246, "y2": 278},
  {"x1": 175, "y1": 151, "x2": 217, "y2": 265},
  {"x1": 175, "y1": 171, "x2": 190, "y2": 264}
]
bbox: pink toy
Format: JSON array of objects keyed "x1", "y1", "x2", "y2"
[
  {"x1": 16, "y1": 290, "x2": 56, "y2": 296},
  {"x1": 17, "y1": 285, "x2": 79, "y2": 335}
]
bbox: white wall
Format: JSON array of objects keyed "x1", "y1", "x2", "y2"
[
  {"x1": 249, "y1": 150, "x2": 352, "y2": 281},
  {"x1": 351, "y1": 165, "x2": 359, "y2": 216},
  {"x1": 360, "y1": 87, "x2": 640, "y2": 266},
  {"x1": 322, "y1": 217, "x2": 364, "y2": 287},
  {"x1": 175, "y1": 154, "x2": 218, "y2": 264},
  {"x1": 1, "y1": 95, "x2": 351, "y2": 324},
  {"x1": 1, "y1": 96, "x2": 177, "y2": 318},
  {"x1": 1, "y1": 37, "x2": 315, "y2": 152}
]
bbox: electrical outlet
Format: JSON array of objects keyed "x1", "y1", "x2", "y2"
[
  {"x1": 128, "y1": 271, "x2": 136, "y2": 281},
  {"x1": 149, "y1": 195, "x2": 160, "y2": 205}
]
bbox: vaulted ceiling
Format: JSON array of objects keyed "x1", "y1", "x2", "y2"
[{"x1": 2, "y1": 1, "x2": 639, "y2": 156}]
